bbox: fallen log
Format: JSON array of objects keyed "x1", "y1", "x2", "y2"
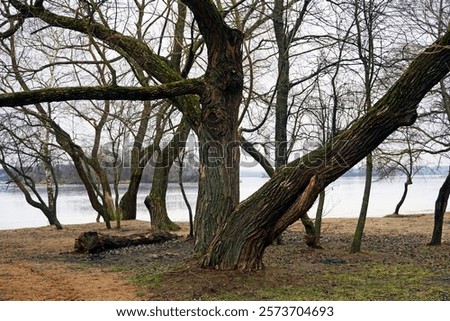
[{"x1": 74, "y1": 231, "x2": 179, "y2": 253}]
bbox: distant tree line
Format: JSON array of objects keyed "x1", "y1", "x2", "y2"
[{"x1": 0, "y1": 162, "x2": 198, "y2": 185}]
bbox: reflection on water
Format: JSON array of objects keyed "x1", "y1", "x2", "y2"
[{"x1": 0, "y1": 175, "x2": 446, "y2": 230}]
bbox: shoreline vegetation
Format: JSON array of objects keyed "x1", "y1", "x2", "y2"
[{"x1": 0, "y1": 214, "x2": 448, "y2": 300}]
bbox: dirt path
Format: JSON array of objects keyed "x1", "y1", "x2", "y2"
[
  {"x1": 0, "y1": 261, "x2": 137, "y2": 300},
  {"x1": 0, "y1": 221, "x2": 156, "y2": 300}
]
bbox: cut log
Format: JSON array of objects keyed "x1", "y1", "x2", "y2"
[{"x1": 74, "y1": 231, "x2": 179, "y2": 253}]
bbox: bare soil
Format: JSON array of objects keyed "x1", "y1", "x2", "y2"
[{"x1": 0, "y1": 214, "x2": 449, "y2": 301}]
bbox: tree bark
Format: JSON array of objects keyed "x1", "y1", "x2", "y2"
[
  {"x1": 429, "y1": 167, "x2": 450, "y2": 246},
  {"x1": 201, "y1": 29, "x2": 450, "y2": 270}
]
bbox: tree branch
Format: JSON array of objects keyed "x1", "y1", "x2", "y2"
[
  {"x1": 182, "y1": 0, "x2": 231, "y2": 48},
  {"x1": 0, "y1": 79, "x2": 204, "y2": 107},
  {"x1": 240, "y1": 135, "x2": 275, "y2": 177}
]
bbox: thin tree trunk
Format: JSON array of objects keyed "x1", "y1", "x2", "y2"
[
  {"x1": 351, "y1": 153, "x2": 373, "y2": 253},
  {"x1": 178, "y1": 152, "x2": 194, "y2": 238},
  {"x1": 315, "y1": 190, "x2": 326, "y2": 239},
  {"x1": 145, "y1": 163, "x2": 180, "y2": 231},
  {"x1": 429, "y1": 167, "x2": 450, "y2": 246},
  {"x1": 393, "y1": 177, "x2": 412, "y2": 215},
  {"x1": 42, "y1": 104, "x2": 60, "y2": 229},
  {"x1": 271, "y1": 0, "x2": 290, "y2": 246}
]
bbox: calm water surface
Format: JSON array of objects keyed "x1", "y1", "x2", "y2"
[{"x1": 0, "y1": 175, "x2": 446, "y2": 230}]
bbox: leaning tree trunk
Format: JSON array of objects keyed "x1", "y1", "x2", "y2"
[
  {"x1": 201, "y1": 29, "x2": 450, "y2": 270},
  {"x1": 119, "y1": 171, "x2": 143, "y2": 220},
  {"x1": 429, "y1": 167, "x2": 450, "y2": 246},
  {"x1": 393, "y1": 176, "x2": 412, "y2": 215}
]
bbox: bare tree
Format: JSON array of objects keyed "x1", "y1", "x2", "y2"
[
  {"x1": 349, "y1": 0, "x2": 395, "y2": 253},
  {"x1": 376, "y1": 128, "x2": 424, "y2": 215},
  {"x1": 0, "y1": 109, "x2": 62, "y2": 229}
]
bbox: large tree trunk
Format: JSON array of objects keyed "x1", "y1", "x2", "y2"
[
  {"x1": 201, "y1": 30, "x2": 450, "y2": 270},
  {"x1": 429, "y1": 167, "x2": 450, "y2": 246},
  {"x1": 185, "y1": 1, "x2": 244, "y2": 253}
]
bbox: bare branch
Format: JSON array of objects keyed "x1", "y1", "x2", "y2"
[{"x1": 0, "y1": 78, "x2": 205, "y2": 107}]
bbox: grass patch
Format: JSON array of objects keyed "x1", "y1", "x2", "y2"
[
  {"x1": 129, "y1": 271, "x2": 164, "y2": 297},
  {"x1": 254, "y1": 263, "x2": 447, "y2": 301},
  {"x1": 108, "y1": 265, "x2": 133, "y2": 273}
]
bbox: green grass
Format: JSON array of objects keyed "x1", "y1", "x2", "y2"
[
  {"x1": 174, "y1": 263, "x2": 447, "y2": 301},
  {"x1": 254, "y1": 263, "x2": 448, "y2": 301}
]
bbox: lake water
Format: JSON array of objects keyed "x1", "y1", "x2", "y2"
[{"x1": 0, "y1": 175, "x2": 446, "y2": 230}]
